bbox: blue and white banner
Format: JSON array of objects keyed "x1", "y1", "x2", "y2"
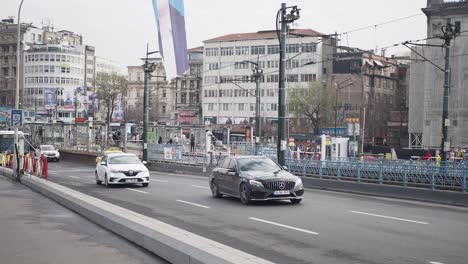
[{"x1": 151, "y1": 0, "x2": 189, "y2": 80}]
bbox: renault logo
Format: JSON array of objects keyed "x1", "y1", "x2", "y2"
[
  {"x1": 278, "y1": 182, "x2": 286, "y2": 190},
  {"x1": 128, "y1": 170, "x2": 134, "y2": 176}
]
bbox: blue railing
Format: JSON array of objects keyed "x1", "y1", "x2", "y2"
[{"x1": 285, "y1": 158, "x2": 468, "y2": 192}]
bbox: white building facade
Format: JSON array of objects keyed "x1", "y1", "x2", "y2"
[
  {"x1": 23, "y1": 45, "x2": 85, "y2": 123},
  {"x1": 201, "y1": 29, "x2": 333, "y2": 125}
]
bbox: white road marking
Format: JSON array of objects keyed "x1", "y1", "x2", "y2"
[
  {"x1": 176, "y1": 200, "x2": 210, "y2": 209},
  {"x1": 151, "y1": 179, "x2": 169, "y2": 183},
  {"x1": 49, "y1": 169, "x2": 95, "y2": 173},
  {"x1": 191, "y1": 185, "x2": 209, "y2": 189},
  {"x1": 125, "y1": 188, "x2": 148, "y2": 194},
  {"x1": 429, "y1": 262, "x2": 445, "y2": 264},
  {"x1": 249, "y1": 217, "x2": 319, "y2": 235},
  {"x1": 69, "y1": 176, "x2": 79, "y2": 179},
  {"x1": 350, "y1": 211, "x2": 429, "y2": 225}
]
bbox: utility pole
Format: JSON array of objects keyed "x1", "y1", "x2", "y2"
[
  {"x1": 242, "y1": 59, "x2": 263, "y2": 148},
  {"x1": 440, "y1": 18, "x2": 455, "y2": 161},
  {"x1": 142, "y1": 44, "x2": 159, "y2": 161},
  {"x1": 277, "y1": 3, "x2": 300, "y2": 166}
]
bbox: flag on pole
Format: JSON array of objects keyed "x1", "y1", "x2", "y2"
[{"x1": 151, "y1": 0, "x2": 189, "y2": 80}]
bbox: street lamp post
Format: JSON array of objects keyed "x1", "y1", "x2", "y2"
[
  {"x1": 142, "y1": 44, "x2": 159, "y2": 161},
  {"x1": 334, "y1": 79, "x2": 354, "y2": 137},
  {"x1": 13, "y1": 0, "x2": 25, "y2": 178},
  {"x1": 242, "y1": 60, "x2": 263, "y2": 146}
]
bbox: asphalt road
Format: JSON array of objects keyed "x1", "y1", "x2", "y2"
[
  {"x1": 0, "y1": 175, "x2": 168, "y2": 264},
  {"x1": 44, "y1": 160, "x2": 468, "y2": 264}
]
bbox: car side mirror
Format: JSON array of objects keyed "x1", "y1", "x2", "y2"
[
  {"x1": 283, "y1": 166, "x2": 288, "y2": 171},
  {"x1": 142, "y1": 161, "x2": 148, "y2": 165},
  {"x1": 227, "y1": 168, "x2": 236, "y2": 173},
  {"x1": 100, "y1": 161, "x2": 106, "y2": 166}
]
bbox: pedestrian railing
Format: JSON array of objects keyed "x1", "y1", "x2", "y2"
[{"x1": 285, "y1": 158, "x2": 468, "y2": 192}]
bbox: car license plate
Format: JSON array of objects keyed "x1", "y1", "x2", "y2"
[
  {"x1": 126, "y1": 179, "x2": 138, "y2": 183},
  {"x1": 274, "y1": 190, "x2": 290, "y2": 195}
]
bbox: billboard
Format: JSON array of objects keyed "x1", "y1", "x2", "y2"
[
  {"x1": 63, "y1": 87, "x2": 75, "y2": 109},
  {"x1": 0, "y1": 106, "x2": 12, "y2": 123},
  {"x1": 151, "y1": 0, "x2": 189, "y2": 79},
  {"x1": 44, "y1": 88, "x2": 57, "y2": 110},
  {"x1": 112, "y1": 94, "x2": 124, "y2": 122},
  {"x1": 90, "y1": 93, "x2": 99, "y2": 113}
]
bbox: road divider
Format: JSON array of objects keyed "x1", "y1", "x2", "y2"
[
  {"x1": 19, "y1": 175, "x2": 274, "y2": 264},
  {"x1": 349, "y1": 210, "x2": 429, "y2": 225},
  {"x1": 249, "y1": 217, "x2": 319, "y2": 235}
]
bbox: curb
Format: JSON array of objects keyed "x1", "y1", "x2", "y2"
[{"x1": 2, "y1": 169, "x2": 273, "y2": 264}]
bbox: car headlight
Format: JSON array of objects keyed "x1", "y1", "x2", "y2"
[
  {"x1": 294, "y1": 178, "x2": 303, "y2": 189},
  {"x1": 110, "y1": 169, "x2": 120, "y2": 174},
  {"x1": 249, "y1": 180, "x2": 264, "y2": 188}
]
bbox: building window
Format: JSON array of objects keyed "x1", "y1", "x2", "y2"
[
  {"x1": 267, "y1": 60, "x2": 279, "y2": 69},
  {"x1": 287, "y1": 74, "x2": 299, "y2": 82},
  {"x1": 267, "y1": 75, "x2": 279, "y2": 83},
  {"x1": 286, "y1": 44, "x2": 300, "y2": 53},
  {"x1": 207, "y1": 62, "x2": 219, "y2": 71},
  {"x1": 235, "y1": 46, "x2": 249, "y2": 55},
  {"x1": 234, "y1": 62, "x2": 250, "y2": 70},
  {"x1": 267, "y1": 45, "x2": 280, "y2": 54},
  {"x1": 301, "y1": 74, "x2": 316, "y2": 82},
  {"x1": 286, "y1": 60, "x2": 299, "y2": 69},
  {"x1": 162, "y1": 90, "x2": 166, "y2": 98},
  {"x1": 205, "y1": 48, "x2": 219, "y2": 57},
  {"x1": 251, "y1": 45, "x2": 265, "y2": 55},
  {"x1": 238, "y1": 103, "x2": 245, "y2": 111},
  {"x1": 181, "y1": 93, "x2": 186, "y2": 103},
  {"x1": 220, "y1": 47, "x2": 234, "y2": 56},
  {"x1": 301, "y1": 43, "x2": 317, "y2": 53}
]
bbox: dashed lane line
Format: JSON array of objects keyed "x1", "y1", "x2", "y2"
[
  {"x1": 176, "y1": 200, "x2": 210, "y2": 209},
  {"x1": 249, "y1": 217, "x2": 319, "y2": 235},
  {"x1": 191, "y1": 185, "x2": 209, "y2": 189},
  {"x1": 349, "y1": 210, "x2": 429, "y2": 225},
  {"x1": 125, "y1": 188, "x2": 148, "y2": 194}
]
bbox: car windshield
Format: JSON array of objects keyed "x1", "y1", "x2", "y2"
[
  {"x1": 237, "y1": 158, "x2": 282, "y2": 172},
  {"x1": 109, "y1": 155, "x2": 141, "y2": 165},
  {"x1": 41, "y1": 146, "x2": 55, "y2": 151}
]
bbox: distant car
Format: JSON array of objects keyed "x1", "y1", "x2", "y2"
[
  {"x1": 37, "y1": 145, "x2": 60, "y2": 162},
  {"x1": 96, "y1": 147, "x2": 123, "y2": 164},
  {"x1": 209, "y1": 156, "x2": 304, "y2": 205},
  {"x1": 95, "y1": 153, "x2": 150, "y2": 187}
]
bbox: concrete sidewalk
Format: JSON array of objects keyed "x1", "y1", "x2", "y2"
[{"x1": 0, "y1": 176, "x2": 168, "y2": 264}]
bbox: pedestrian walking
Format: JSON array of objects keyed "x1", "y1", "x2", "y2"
[
  {"x1": 158, "y1": 136, "x2": 163, "y2": 144},
  {"x1": 167, "y1": 136, "x2": 173, "y2": 145},
  {"x1": 190, "y1": 134, "x2": 195, "y2": 152}
]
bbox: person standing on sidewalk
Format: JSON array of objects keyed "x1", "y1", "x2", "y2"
[{"x1": 190, "y1": 134, "x2": 195, "y2": 152}]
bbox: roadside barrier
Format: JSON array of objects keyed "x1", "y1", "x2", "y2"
[{"x1": 21, "y1": 152, "x2": 48, "y2": 180}]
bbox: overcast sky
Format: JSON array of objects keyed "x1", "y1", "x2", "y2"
[{"x1": 2, "y1": 0, "x2": 427, "y2": 72}]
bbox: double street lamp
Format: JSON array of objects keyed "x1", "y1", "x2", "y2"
[{"x1": 241, "y1": 60, "x2": 263, "y2": 144}]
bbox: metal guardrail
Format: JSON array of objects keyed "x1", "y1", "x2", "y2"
[{"x1": 285, "y1": 159, "x2": 468, "y2": 192}]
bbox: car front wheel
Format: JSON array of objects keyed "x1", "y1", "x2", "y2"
[
  {"x1": 104, "y1": 174, "x2": 109, "y2": 188},
  {"x1": 210, "y1": 180, "x2": 222, "y2": 198},
  {"x1": 239, "y1": 183, "x2": 251, "y2": 205},
  {"x1": 95, "y1": 171, "x2": 102, "y2": 185}
]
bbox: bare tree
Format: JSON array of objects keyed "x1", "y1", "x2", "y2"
[
  {"x1": 288, "y1": 81, "x2": 335, "y2": 134},
  {"x1": 95, "y1": 72, "x2": 128, "y2": 125}
]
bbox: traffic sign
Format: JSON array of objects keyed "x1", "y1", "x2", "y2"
[{"x1": 10, "y1": 109, "x2": 23, "y2": 128}]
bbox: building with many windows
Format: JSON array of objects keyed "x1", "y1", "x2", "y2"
[
  {"x1": 126, "y1": 58, "x2": 176, "y2": 124},
  {"x1": 174, "y1": 46, "x2": 203, "y2": 125},
  {"x1": 22, "y1": 45, "x2": 86, "y2": 123},
  {"x1": 0, "y1": 18, "x2": 44, "y2": 108},
  {"x1": 409, "y1": 0, "x2": 468, "y2": 149},
  {"x1": 201, "y1": 29, "x2": 334, "y2": 128}
]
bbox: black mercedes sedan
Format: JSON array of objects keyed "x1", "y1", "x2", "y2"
[{"x1": 209, "y1": 156, "x2": 304, "y2": 205}]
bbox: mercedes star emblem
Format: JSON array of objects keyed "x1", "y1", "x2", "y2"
[{"x1": 278, "y1": 182, "x2": 286, "y2": 190}]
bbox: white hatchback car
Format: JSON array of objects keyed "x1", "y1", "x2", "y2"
[{"x1": 96, "y1": 153, "x2": 150, "y2": 187}]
